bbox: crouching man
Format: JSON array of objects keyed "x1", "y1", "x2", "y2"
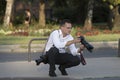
[{"x1": 35, "y1": 19, "x2": 84, "y2": 77}]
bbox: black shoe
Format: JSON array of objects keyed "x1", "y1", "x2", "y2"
[
  {"x1": 35, "y1": 58, "x2": 43, "y2": 66},
  {"x1": 58, "y1": 66, "x2": 68, "y2": 75},
  {"x1": 49, "y1": 71, "x2": 57, "y2": 77}
]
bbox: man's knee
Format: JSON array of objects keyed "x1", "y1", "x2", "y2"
[
  {"x1": 49, "y1": 47, "x2": 59, "y2": 53},
  {"x1": 76, "y1": 58, "x2": 81, "y2": 65},
  {"x1": 73, "y1": 56, "x2": 81, "y2": 66}
]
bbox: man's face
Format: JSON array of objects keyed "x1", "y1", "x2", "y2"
[{"x1": 61, "y1": 22, "x2": 72, "y2": 35}]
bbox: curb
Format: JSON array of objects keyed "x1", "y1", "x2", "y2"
[{"x1": 0, "y1": 41, "x2": 118, "y2": 53}]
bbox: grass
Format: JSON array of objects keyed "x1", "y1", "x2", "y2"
[
  {"x1": 0, "y1": 36, "x2": 47, "y2": 45},
  {"x1": 86, "y1": 34, "x2": 120, "y2": 42},
  {"x1": 0, "y1": 34, "x2": 120, "y2": 45}
]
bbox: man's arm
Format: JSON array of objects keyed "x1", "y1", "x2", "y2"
[{"x1": 65, "y1": 38, "x2": 80, "y2": 46}]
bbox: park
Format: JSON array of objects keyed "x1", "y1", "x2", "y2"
[{"x1": 0, "y1": 0, "x2": 120, "y2": 80}]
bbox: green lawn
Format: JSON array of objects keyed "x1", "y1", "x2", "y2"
[
  {"x1": 0, "y1": 34, "x2": 120, "y2": 45},
  {"x1": 86, "y1": 34, "x2": 120, "y2": 42},
  {"x1": 0, "y1": 36, "x2": 47, "y2": 45}
]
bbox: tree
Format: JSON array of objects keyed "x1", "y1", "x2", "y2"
[
  {"x1": 0, "y1": 0, "x2": 6, "y2": 24},
  {"x1": 83, "y1": 0, "x2": 94, "y2": 31},
  {"x1": 104, "y1": 0, "x2": 120, "y2": 30},
  {"x1": 51, "y1": 0, "x2": 89, "y2": 23},
  {"x1": 71, "y1": 0, "x2": 88, "y2": 24},
  {"x1": 4, "y1": 0, "x2": 14, "y2": 27},
  {"x1": 39, "y1": 0, "x2": 46, "y2": 27}
]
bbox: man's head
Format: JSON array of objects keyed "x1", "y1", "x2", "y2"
[{"x1": 60, "y1": 19, "x2": 72, "y2": 36}]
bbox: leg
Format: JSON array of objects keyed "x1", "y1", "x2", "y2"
[
  {"x1": 47, "y1": 47, "x2": 59, "y2": 77},
  {"x1": 63, "y1": 55, "x2": 81, "y2": 68},
  {"x1": 35, "y1": 47, "x2": 59, "y2": 77},
  {"x1": 55, "y1": 53, "x2": 81, "y2": 75}
]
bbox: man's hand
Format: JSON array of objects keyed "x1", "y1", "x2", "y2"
[
  {"x1": 73, "y1": 38, "x2": 81, "y2": 43},
  {"x1": 78, "y1": 44, "x2": 85, "y2": 53},
  {"x1": 80, "y1": 44, "x2": 85, "y2": 50}
]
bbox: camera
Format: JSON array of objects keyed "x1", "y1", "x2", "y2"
[{"x1": 79, "y1": 36, "x2": 94, "y2": 52}]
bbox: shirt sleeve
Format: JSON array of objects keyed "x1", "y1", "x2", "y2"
[
  {"x1": 68, "y1": 36, "x2": 80, "y2": 56},
  {"x1": 69, "y1": 44, "x2": 80, "y2": 56},
  {"x1": 51, "y1": 30, "x2": 67, "y2": 48}
]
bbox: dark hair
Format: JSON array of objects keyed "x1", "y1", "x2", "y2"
[
  {"x1": 60, "y1": 19, "x2": 71, "y2": 26},
  {"x1": 25, "y1": 8, "x2": 30, "y2": 12}
]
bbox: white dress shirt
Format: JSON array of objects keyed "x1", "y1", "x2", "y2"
[{"x1": 44, "y1": 29, "x2": 79, "y2": 56}]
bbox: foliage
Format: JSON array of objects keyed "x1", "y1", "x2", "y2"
[
  {"x1": 0, "y1": 0, "x2": 6, "y2": 24},
  {"x1": 93, "y1": 0, "x2": 110, "y2": 23},
  {"x1": 53, "y1": 7, "x2": 76, "y2": 22},
  {"x1": 13, "y1": 13, "x2": 25, "y2": 25},
  {"x1": 52, "y1": 0, "x2": 88, "y2": 24},
  {"x1": 0, "y1": 23, "x2": 59, "y2": 37},
  {"x1": 103, "y1": 0, "x2": 120, "y2": 6},
  {"x1": 1, "y1": 0, "x2": 120, "y2": 31},
  {"x1": 0, "y1": 33, "x2": 120, "y2": 45},
  {"x1": 0, "y1": 29, "x2": 12, "y2": 36},
  {"x1": 0, "y1": 23, "x2": 120, "y2": 45}
]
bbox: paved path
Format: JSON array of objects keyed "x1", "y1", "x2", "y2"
[
  {"x1": 0, "y1": 41, "x2": 120, "y2": 80},
  {"x1": 0, "y1": 57, "x2": 120, "y2": 80},
  {"x1": 0, "y1": 47, "x2": 118, "y2": 62}
]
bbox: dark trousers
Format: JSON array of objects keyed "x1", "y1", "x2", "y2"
[{"x1": 46, "y1": 47, "x2": 81, "y2": 72}]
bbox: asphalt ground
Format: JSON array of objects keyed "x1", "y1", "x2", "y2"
[
  {"x1": 0, "y1": 77, "x2": 120, "y2": 80},
  {"x1": 0, "y1": 41, "x2": 120, "y2": 80},
  {"x1": 0, "y1": 47, "x2": 118, "y2": 62},
  {"x1": 0, "y1": 57, "x2": 120, "y2": 80}
]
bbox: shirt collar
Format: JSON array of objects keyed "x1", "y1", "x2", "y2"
[
  {"x1": 58, "y1": 29, "x2": 62, "y2": 35},
  {"x1": 58, "y1": 29, "x2": 70, "y2": 38}
]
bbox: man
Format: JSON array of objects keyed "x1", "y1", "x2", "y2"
[
  {"x1": 35, "y1": 19, "x2": 84, "y2": 77},
  {"x1": 24, "y1": 9, "x2": 31, "y2": 27}
]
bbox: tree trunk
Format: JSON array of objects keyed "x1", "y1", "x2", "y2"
[
  {"x1": 84, "y1": 18, "x2": 92, "y2": 31},
  {"x1": 112, "y1": 6, "x2": 120, "y2": 31},
  {"x1": 4, "y1": 0, "x2": 14, "y2": 27},
  {"x1": 83, "y1": 0, "x2": 94, "y2": 31},
  {"x1": 107, "y1": 9, "x2": 113, "y2": 30},
  {"x1": 39, "y1": 0, "x2": 46, "y2": 27}
]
